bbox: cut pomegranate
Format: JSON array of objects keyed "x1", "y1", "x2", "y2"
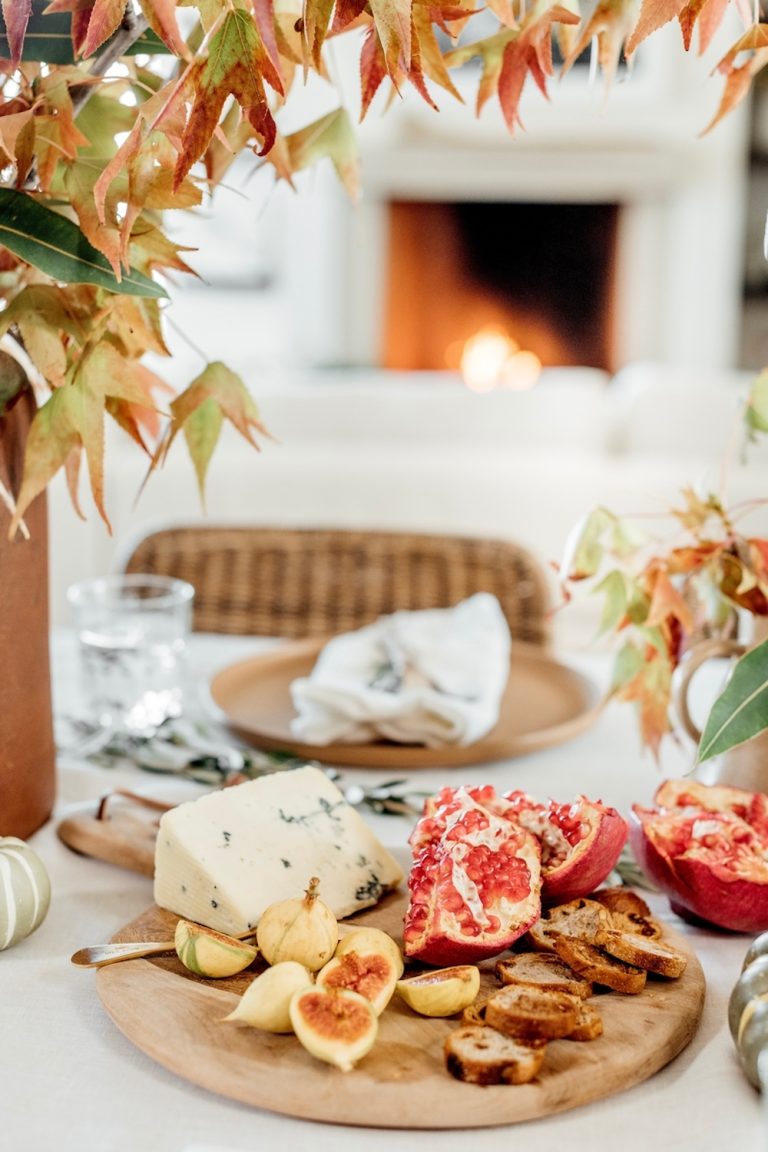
[
  {"x1": 509, "y1": 794, "x2": 628, "y2": 904},
  {"x1": 403, "y1": 787, "x2": 541, "y2": 965},
  {"x1": 629, "y1": 778, "x2": 768, "y2": 932}
]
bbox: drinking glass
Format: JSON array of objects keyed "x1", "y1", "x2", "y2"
[{"x1": 67, "y1": 574, "x2": 195, "y2": 736}]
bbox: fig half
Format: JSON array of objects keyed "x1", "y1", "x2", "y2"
[
  {"x1": 289, "y1": 986, "x2": 378, "y2": 1071},
  {"x1": 223, "y1": 960, "x2": 312, "y2": 1032},
  {"x1": 336, "y1": 926, "x2": 404, "y2": 977},
  {"x1": 396, "y1": 965, "x2": 480, "y2": 1017},
  {"x1": 316, "y1": 948, "x2": 399, "y2": 1015},
  {"x1": 174, "y1": 920, "x2": 258, "y2": 978}
]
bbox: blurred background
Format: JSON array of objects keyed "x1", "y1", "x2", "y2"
[{"x1": 48, "y1": 20, "x2": 768, "y2": 645}]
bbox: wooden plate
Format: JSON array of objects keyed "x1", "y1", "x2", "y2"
[
  {"x1": 208, "y1": 639, "x2": 601, "y2": 767},
  {"x1": 97, "y1": 891, "x2": 705, "y2": 1129}
]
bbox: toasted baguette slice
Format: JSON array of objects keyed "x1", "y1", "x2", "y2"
[
  {"x1": 591, "y1": 888, "x2": 662, "y2": 940},
  {"x1": 606, "y1": 911, "x2": 663, "y2": 940},
  {"x1": 444, "y1": 1025, "x2": 547, "y2": 1085},
  {"x1": 526, "y1": 898, "x2": 613, "y2": 953},
  {"x1": 485, "y1": 983, "x2": 581, "y2": 1040},
  {"x1": 600, "y1": 930, "x2": 687, "y2": 978},
  {"x1": 565, "y1": 1001, "x2": 603, "y2": 1042},
  {"x1": 591, "y1": 887, "x2": 652, "y2": 918},
  {"x1": 553, "y1": 936, "x2": 647, "y2": 994},
  {"x1": 461, "y1": 998, "x2": 489, "y2": 1027},
  {"x1": 495, "y1": 952, "x2": 593, "y2": 999}
]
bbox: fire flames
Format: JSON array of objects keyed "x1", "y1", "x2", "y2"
[{"x1": 459, "y1": 328, "x2": 542, "y2": 393}]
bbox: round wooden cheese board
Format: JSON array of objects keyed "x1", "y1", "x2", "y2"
[{"x1": 96, "y1": 890, "x2": 706, "y2": 1128}]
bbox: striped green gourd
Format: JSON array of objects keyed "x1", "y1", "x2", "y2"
[{"x1": 0, "y1": 837, "x2": 50, "y2": 949}]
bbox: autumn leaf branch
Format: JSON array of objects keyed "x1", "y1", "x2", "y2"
[{"x1": 70, "y1": 3, "x2": 150, "y2": 116}]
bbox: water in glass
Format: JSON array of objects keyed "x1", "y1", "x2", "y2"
[{"x1": 68, "y1": 575, "x2": 195, "y2": 735}]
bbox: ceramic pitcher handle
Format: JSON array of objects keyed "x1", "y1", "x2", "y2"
[{"x1": 673, "y1": 637, "x2": 747, "y2": 743}]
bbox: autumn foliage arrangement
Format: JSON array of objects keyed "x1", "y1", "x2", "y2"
[
  {"x1": 0, "y1": 0, "x2": 764, "y2": 535},
  {"x1": 560, "y1": 373, "x2": 768, "y2": 763}
]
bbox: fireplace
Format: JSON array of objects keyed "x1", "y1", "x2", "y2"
[
  {"x1": 273, "y1": 24, "x2": 750, "y2": 376},
  {"x1": 381, "y1": 200, "x2": 620, "y2": 372}
]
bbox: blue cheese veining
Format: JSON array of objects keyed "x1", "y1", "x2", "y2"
[{"x1": 153, "y1": 766, "x2": 404, "y2": 934}]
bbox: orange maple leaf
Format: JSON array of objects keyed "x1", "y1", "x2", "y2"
[
  {"x1": 0, "y1": 107, "x2": 35, "y2": 171},
  {"x1": 625, "y1": 0, "x2": 688, "y2": 57},
  {"x1": 664, "y1": 541, "x2": 723, "y2": 574},
  {"x1": 137, "y1": 0, "x2": 189, "y2": 58},
  {"x1": 617, "y1": 659, "x2": 673, "y2": 759},
  {"x1": 678, "y1": 0, "x2": 727, "y2": 53},
  {"x1": 498, "y1": 5, "x2": 579, "y2": 133},
  {"x1": 252, "y1": 0, "x2": 285, "y2": 77},
  {"x1": 718, "y1": 551, "x2": 768, "y2": 615},
  {"x1": 64, "y1": 161, "x2": 123, "y2": 279},
  {"x1": 359, "y1": 0, "x2": 469, "y2": 115},
  {"x1": 749, "y1": 538, "x2": 768, "y2": 577},
  {"x1": 563, "y1": 0, "x2": 638, "y2": 87},
  {"x1": 360, "y1": 23, "x2": 389, "y2": 118},
  {"x1": 445, "y1": 29, "x2": 517, "y2": 116},
  {"x1": 408, "y1": 5, "x2": 455, "y2": 108},
  {"x1": 645, "y1": 568, "x2": 696, "y2": 633},
  {"x1": 78, "y1": 0, "x2": 127, "y2": 58},
  {"x1": 447, "y1": 5, "x2": 577, "y2": 129},
  {"x1": 43, "y1": 0, "x2": 92, "y2": 54},
  {"x1": 704, "y1": 27, "x2": 768, "y2": 134},
  {"x1": 331, "y1": 0, "x2": 368, "y2": 33},
  {"x1": 174, "y1": 9, "x2": 282, "y2": 188},
  {"x1": 370, "y1": 0, "x2": 413, "y2": 75},
  {"x1": 34, "y1": 74, "x2": 91, "y2": 191}
]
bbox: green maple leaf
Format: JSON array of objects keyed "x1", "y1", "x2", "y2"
[
  {"x1": 74, "y1": 93, "x2": 137, "y2": 160},
  {"x1": 285, "y1": 109, "x2": 359, "y2": 199},
  {"x1": 610, "y1": 639, "x2": 645, "y2": 690},
  {"x1": 445, "y1": 29, "x2": 517, "y2": 115},
  {"x1": 10, "y1": 341, "x2": 160, "y2": 535},
  {"x1": 560, "y1": 505, "x2": 617, "y2": 581},
  {"x1": 303, "y1": 0, "x2": 335, "y2": 66},
  {"x1": 593, "y1": 569, "x2": 630, "y2": 636},
  {"x1": 153, "y1": 361, "x2": 271, "y2": 502},
  {"x1": 747, "y1": 368, "x2": 768, "y2": 435}
]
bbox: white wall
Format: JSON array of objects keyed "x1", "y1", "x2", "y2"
[{"x1": 49, "y1": 364, "x2": 768, "y2": 650}]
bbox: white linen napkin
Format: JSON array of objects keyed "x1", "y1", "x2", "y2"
[{"x1": 289, "y1": 593, "x2": 511, "y2": 747}]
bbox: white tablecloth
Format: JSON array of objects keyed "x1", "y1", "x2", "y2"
[{"x1": 3, "y1": 633, "x2": 765, "y2": 1152}]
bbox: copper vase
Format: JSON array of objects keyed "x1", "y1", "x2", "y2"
[{"x1": 0, "y1": 387, "x2": 56, "y2": 837}]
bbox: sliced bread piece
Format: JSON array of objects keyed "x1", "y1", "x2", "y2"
[
  {"x1": 591, "y1": 887, "x2": 653, "y2": 918},
  {"x1": 461, "y1": 998, "x2": 490, "y2": 1027},
  {"x1": 444, "y1": 1025, "x2": 547, "y2": 1085},
  {"x1": 485, "y1": 983, "x2": 581, "y2": 1040},
  {"x1": 605, "y1": 911, "x2": 663, "y2": 940},
  {"x1": 565, "y1": 1001, "x2": 604, "y2": 1042},
  {"x1": 526, "y1": 898, "x2": 613, "y2": 953},
  {"x1": 552, "y1": 935, "x2": 647, "y2": 994},
  {"x1": 600, "y1": 930, "x2": 688, "y2": 978},
  {"x1": 495, "y1": 952, "x2": 593, "y2": 999},
  {"x1": 591, "y1": 888, "x2": 662, "y2": 939}
]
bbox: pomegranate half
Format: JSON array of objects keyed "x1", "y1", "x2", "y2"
[{"x1": 629, "y1": 778, "x2": 768, "y2": 933}]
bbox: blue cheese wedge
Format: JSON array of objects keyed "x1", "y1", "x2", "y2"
[{"x1": 153, "y1": 766, "x2": 404, "y2": 934}]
